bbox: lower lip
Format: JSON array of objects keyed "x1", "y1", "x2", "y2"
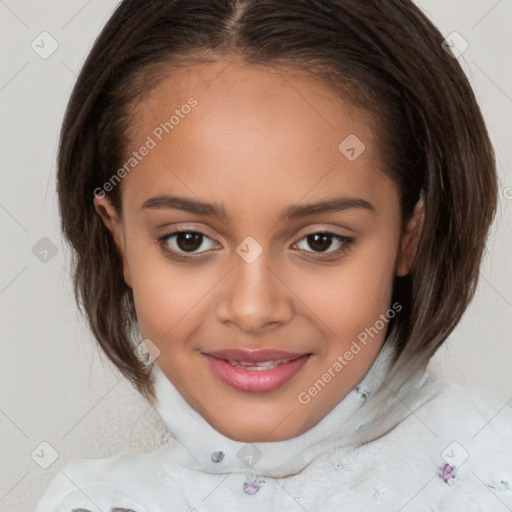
[{"x1": 202, "y1": 353, "x2": 310, "y2": 393}]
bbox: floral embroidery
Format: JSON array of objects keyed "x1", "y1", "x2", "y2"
[
  {"x1": 71, "y1": 508, "x2": 138, "y2": 511},
  {"x1": 488, "y1": 480, "x2": 512, "y2": 495},
  {"x1": 243, "y1": 474, "x2": 265, "y2": 495},
  {"x1": 438, "y1": 463, "x2": 457, "y2": 484}
]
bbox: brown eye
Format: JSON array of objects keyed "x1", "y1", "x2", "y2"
[
  {"x1": 295, "y1": 231, "x2": 354, "y2": 256},
  {"x1": 175, "y1": 232, "x2": 203, "y2": 252},
  {"x1": 306, "y1": 233, "x2": 333, "y2": 252},
  {"x1": 157, "y1": 230, "x2": 218, "y2": 257}
]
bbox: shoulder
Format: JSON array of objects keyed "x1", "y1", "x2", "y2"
[
  {"x1": 416, "y1": 379, "x2": 512, "y2": 470},
  {"x1": 378, "y1": 378, "x2": 512, "y2": 509},
  {"x1": 34, "y1": 450, "x2": 163, "y2": 512},
  {"x1": 414, "y1": 379, "x2": 512, "y2": 448}
]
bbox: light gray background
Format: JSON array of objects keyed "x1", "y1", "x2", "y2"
[{"x1": 1, "y1": 1, "x2": 511, "y2": 510}]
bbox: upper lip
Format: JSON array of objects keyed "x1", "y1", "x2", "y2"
[{"x1": 201, "y1": 349, "x2": 308, "y2": 363}]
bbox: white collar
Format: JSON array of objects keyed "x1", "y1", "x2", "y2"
[{"x1": 151, "y1": 344, "x2": 398, "y2": 477}]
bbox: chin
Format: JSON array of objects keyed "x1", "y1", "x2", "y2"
[{"x1": 218, "y1": 409, "x2": 309, "y2": 443}]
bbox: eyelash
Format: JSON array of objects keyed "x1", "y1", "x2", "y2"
[{"x1": 156, "y1": 229, "x2": 355, "y2": 262}]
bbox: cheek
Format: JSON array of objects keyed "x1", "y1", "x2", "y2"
[
  {"x1": 126, "y1": 241, "x2": 210, "y2": 341},
  {"x1": 291, "y1": 239, "x2": 398, "y2": 339}
]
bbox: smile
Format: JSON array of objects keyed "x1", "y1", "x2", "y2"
[
  {"x1": 226, "y1": 358, "x2": 296, "y2": 370},
  {"x1": 201, "y1": 349, "x2": 311, "y2": 392}
]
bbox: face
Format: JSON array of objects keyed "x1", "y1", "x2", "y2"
[{"x1": 95, "y1": 59, "x2": 422, "y2": 442}]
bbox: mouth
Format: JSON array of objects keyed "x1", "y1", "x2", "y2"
[{"x1": 201, "y1": 349, "x2": 311, "y2": 393}]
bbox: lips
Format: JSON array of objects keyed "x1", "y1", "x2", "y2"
[{"x1": 201, "y1": 349, "x2": 311, "y2": 393}]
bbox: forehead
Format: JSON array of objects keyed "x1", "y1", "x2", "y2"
[
  {"x1": 131, "y1": 59, "x2": 370, "y2": 146},
  {"x1": 121, "y1": 60, "x2": 397, "y2": 220}
]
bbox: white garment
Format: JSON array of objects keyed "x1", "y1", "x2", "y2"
[{"x1": 35, "y1": 346, "x2": 512, "y2": 512}]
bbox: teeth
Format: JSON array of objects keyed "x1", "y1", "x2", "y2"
[{"x1": 228, "y1": 359, "x2": 292, "y2": 370}]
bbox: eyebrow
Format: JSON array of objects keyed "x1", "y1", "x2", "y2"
[{"x1": 141, "y1": 194, "x2": 375, "y2": 219}]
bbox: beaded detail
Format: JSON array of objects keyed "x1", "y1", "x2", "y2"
[{"x1": 211, "y1": 450, "x2": 225, "y2": 463}]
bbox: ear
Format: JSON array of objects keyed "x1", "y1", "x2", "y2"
[
  {"x1": 93, "y1": 196, "x2": 132, "y2": 287},
  {"x1": 396, "y1": 196, "x2": 425, "y2": 277}
]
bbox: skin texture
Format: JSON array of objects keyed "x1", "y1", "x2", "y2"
[{"x1": 94, "y1": 59, "x2": 424, "y2": 442}]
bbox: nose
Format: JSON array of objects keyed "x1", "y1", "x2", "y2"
[{"x1": 215, "y1": 251, "x2": 294, "y2": 334}]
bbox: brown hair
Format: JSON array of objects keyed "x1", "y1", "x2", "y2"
[{"x1": 57, "y1": 0, "x2": 497, "y2": 412}]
